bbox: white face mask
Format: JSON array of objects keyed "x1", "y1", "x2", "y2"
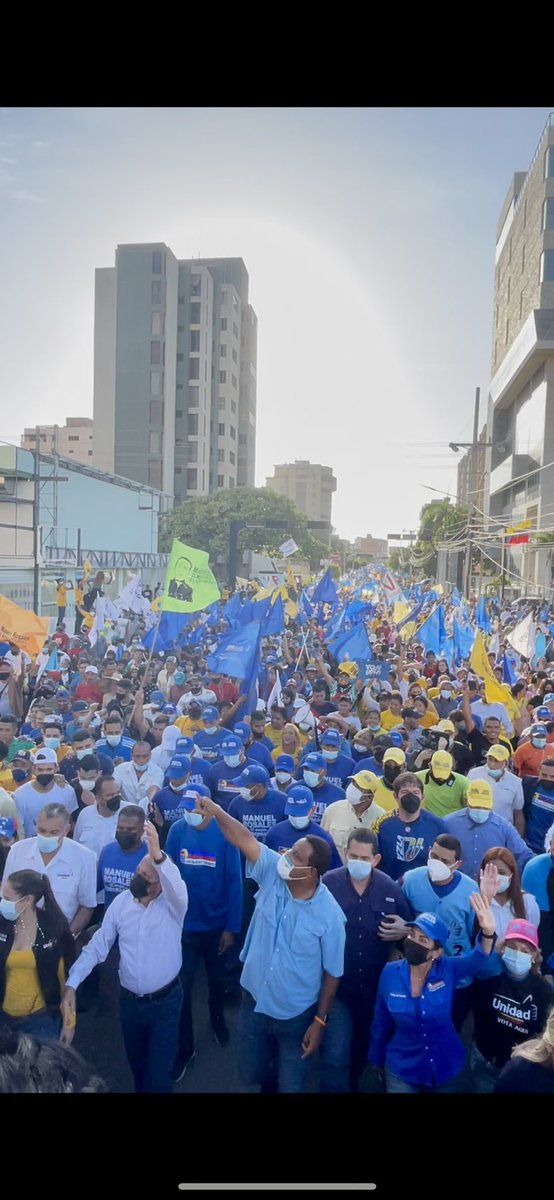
[
  {"x1": 289, "y1": 814, "x2": 310, "y2": 830},
  {"x1": 346, "y1": 783, "x2": 365, "y2": 806},
  {"x1": 347, "y1": 858, "x2": 373, "y2": 881},
  {"x1": 106, "y1": 734, "x2": 121, "y2": 746},
  {"x1": 468, "y1": 808, "x2": 490, "y2": 824},
  {"x1": 276, "y1": 771, "x2": 292, "y2": 784},
  {"x1": 427, "y1": 857, "x2": 454, "y2": 883},
  {"x1": 79, "y1": 778, "x2": 96, "y2": 792},
  {"x1": 76, "y1": 748, "x2": 91, "y2": 760},
  {"x1": 495, "y1": 874, "x2": 512, "y2": 894},
  {"x1": 441, "y1": 690, "x2": 452, "y2": 700}
]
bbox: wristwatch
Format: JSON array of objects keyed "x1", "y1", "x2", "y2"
[{"x1": 153, "y1": 853, "x2": 166, "y2": 865}]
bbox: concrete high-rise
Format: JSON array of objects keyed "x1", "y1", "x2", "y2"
[
  {"x1": 22, "y1": 418, "x2": 94, "y2": 465},
  {"x1": 93, "y1": 244, "x2": 257, "y2": 503},
  {"x1": 485, "y1": 114, "x2": 554, "y2": 589},
  {"x1": 266, "y1": 461, "x2": 337, "y2": 527}
]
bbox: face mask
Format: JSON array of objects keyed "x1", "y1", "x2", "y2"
[
  {"x1": 289, "y1": 814, "x2": 310, "y2": 830},
  {"x1": 428, "y1": 857, "x2": 454, "y2": 883},
  {"x1": 183, "y1": 810, "x2": 204, "y2": 827},
  {"x1": 404, "y1": 938, "x2": 431, "y2": 967},
  {"x1": 130, "y1": 873, "x2": 150, "y2": 899},
  {"x1": 203, "y1": 726, "x2": 219, "y2": 735},
  {"x1": 502, "y1": 947, "x2": 533, "y2": 979},
  {"x1": 353, "y1": 743, "x2": 368, "y2": 755},
  {"x1": 532, "y1": 738, "x2": 547, "y2": 749},
  {"x1": 276, "y1": 771, "x2": 292, "y2": 784},
  {"x1": 44, "y1": 737, "x2": 61, "y2": 750},
  {"x1": 134, "y1": 762, "x2": 149, "y2": 772},
  {"x1": 322, "y1": 749, "x2": 339, "y2": 761},
  {"x1": 0, "y1": 897, "x2": 24, "y2": 922},
  {"x1": 35, "y1": 774, "x2": 54, "y2": 789},
  {"x1": 399, "y1": 792, "x2": 420, "y2": 815},
  {"x1": 237, "y1": 788, "x2": 254, "y2": 801},
  {"x1": 468, "y1": 808, "x2": 490, "y2": 824},
  {"x1": 11, "y1": 768, "x2": 27, "y2": 783},
  {"x1": 347, "y1": 858, "x2": 373, "y2": 881},
  {"x1": 77, "y1": 715, "x2": 89, "y2": 725},
  {"x1": 496, "y1": 874, "x2": 512, "y2": 894},
  {"x1": 116, "y1": 831, "x2": 139, "y2": 850},
  {"x1": 36, "y1": 833, "x2": 60, "y2": 853},
  {"x1": 75, "y1": 748, "x2": 92, "y2": 761},
  {"x1": 345, "y1": 783, "x2": 366, "y2": 806},
  {"x1": 79, "y1": 778, "x2": 96, "y2": 792},
  {"x1": 170, "y1": 781, "x2": 187, "y2": 792},
  {"x1": 488, "y1": 768, "x2": 503, "y2": 780},
  {"x1": 384, "y1": 765, "x2": 400, "y2": 783},
  {"x1": 106, "y1": 734, "x2": 122, "y2": 747},
  {"x1": 303, "y1": 770, "x2": 321, "y2": 788},
  {"x1": 367, "y1": 723, "x2": 381, "y2": 733},
  {"x1": 224, "y1": 754, "x2": 241, "y2": 768},
  {"x1": 106, "y1": 796, "x2": 121, "y2": 812}
]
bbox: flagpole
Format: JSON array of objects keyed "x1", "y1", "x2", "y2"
[
  {"x1": 295, "y1": 630, "x2": 309, "y2": 669},
  {"x1": 128, "y1": 607, "x2": 163, "y2": 728}
]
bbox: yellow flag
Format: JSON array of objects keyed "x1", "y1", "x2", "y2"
[
  {"x1": 470, "y1": 630, "x2": 511, "y2": 705},
  {"x1": 0, "y1": 594, "x2": 49, "y2": 656},
  {"x1": 393, "y1": 601, "x2": 410, "y2": 625}
]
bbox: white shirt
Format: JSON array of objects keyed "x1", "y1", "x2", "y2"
[
  {"x1": 320, "y1": 797, "x2": 386, "y2": 863},
  {"x1": 470, "y1": 699, "x2": 514, "y2": 736},
  {"x1": 66, "y1": 855, "x2": 188, "y2": 995},
  {"x1": 14, "y1": 780, "x2": 78, "y2": 838},
  {"x1": 114, "y1": 760, "x2": 164, "y2": 811},
  {"x1": 2, "y1": 836, "x2": 97, "y2": 921},
  {"x1": 490, "y1": 892, "x2": 541, "y2": 938},
  {"x1": 176, "y1": 687, "x2": 217, "y2": 715},
  {"x1": 467, "y1": 766, "x2": 524, "y2": 823},
  {"x1": 73, "y1": 806, "x2": 119, "y2": 860}
]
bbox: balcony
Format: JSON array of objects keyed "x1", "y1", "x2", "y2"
[{"x1": 489, "y1": 453, "x2": 535, "y2": 496}]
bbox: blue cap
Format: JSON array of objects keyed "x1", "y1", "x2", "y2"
[
  {"x1": 202, "y1": 706, "x2": 219, "y2": 723},
  {"x1": 221, "y1": 733, "x2": 243, "y2": 752},
  {"x1": 300, "y1": 682, "x2": 313, "y2": 698},
  {"x1": 388, "y1": 730, "x2": 404, "y2": 747},
  {"x1": 536, "y1": 706, "x2": 550, "y2": 719},
  {"x1": 233, "y1": 722, "x2": 251, "y2": 742},
  {"x1": 177, "y1": 783, "x2": 211, "y2": 810},
  {"x1": 175, "y1": 737, "x2": 194, "y2": 754},
  {"x1": 265, "y1": 654, "x2": 279, "y2": 664},
  {"x1": 302, "y1": 752, "x2": 325, "y2": 771},
  {"x1": 234, "y1": 764, "x2": 270, "y2": 787},
  {"x1": 167, "y1": 756, "x2": 191, "y2": 779},
  {"x1": 150, "y1": 690, "x2": 165, "y2": 705},
  {"x1": 56, "y1": 687, "x2": 70, "y2": 698},
  {"x1": 0, "y1": 816, "x2": 15, "y2": 839},
  {"x1": 275, "y1": 753, "x2": 295, "y2": 773},
  {"x1": 321, "y1": 728, "x2": 340, "y2": 747},
  {"x1": 407, "y1": 912, "x2": 450, "y2": 947},
  {"x1": 532, "y1": 724, "x2": 548, "y2": 737},
  {"x1": 284, "y1": 785, "x2": 314, "y2": 817},
  {"x1": 163, "y1": 703, "x2": 177, "y2": 715},
  {"x1": 543, "y1": 693, "x2": 554, "y2": 703},
  {"x1": 72, "y1": 700, "x2": 89, "y2": 713}
]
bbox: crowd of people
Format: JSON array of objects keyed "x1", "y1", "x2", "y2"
[{"x1": 0, "y1": 571, "x2": 554, "y2": 1094}]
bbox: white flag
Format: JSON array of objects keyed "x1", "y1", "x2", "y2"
[
  {"x1": 279, "y1": 538, "x2": 299, "y2": 558},
  {"x1": 115, "y1": 572, "x2": 151, "y2": 617},
  {"x1": 381, "y1": 570, "x2": 402, "y2": 600},
  {"x1": 267, "y1": 669, "x2": 283, "y2": 713},
  {"x1": 507, "y1": 613, "x2": 536, "y2": 661},
  {"x1": 89, "y1": 596, "x2": 106, "y2": 647}
]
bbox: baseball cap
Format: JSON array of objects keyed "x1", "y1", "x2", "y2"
[
  {"x1": 305, "y1": 660, "x2": 318, "y2": 671},
  {"x1": 234, "y1": 764, "x2": 270, "y2": 787},
  {"x1": 531, "y1": 723, "x2": 548, "y2": 738},
  {"x1": 436, "y1": 719, "x2": 456, "y2": 734},
  {"x1": 0, "y1": 817, "x2": 16, "y2": 839},
  {"x1": 84, "y1": 665, "x2": 99, "y2": 675},
  {"x1": 349, "y1": 770, "x2": 378, "y2": 793},
  {"x1": 466, "y1": 779, "x2": 493, "y2": 809},
  {"x1": 321, "y1": 728, "x2": 341, "y2": 748},
  {"x1": 175, "y1": 737, "x2": 194, "y2": 754},
  {"x1": 12, "y1": 750, "x2": 32, "y2": 763},
  {"x1": 56, "y1": 687, "x2": 70, "y2": 698},
  {"x1": 150, "y1": 690, "x2": 165, "y2": 706},
  {"x1": 233, "y1": 722, "x2": 251, "y2": 742},
  {"x1": 221, "y1": 733, "x2": 243, "y2": 753},
  {"x1": 166, "y1": 656, "x2": 177, "y2": 664},
  {"x1": 543, "y1": 693, "x2": 554, "y2": 704},
  {"x1": 402, "y1": 707, "x2": 420, "y2": 720},
  {"x1": 485, "y1": 743, "x2": 510, "y2": 763},
  {"x1": 430, "y1": 750, "x2": 453, "y2": 779},
  {"x1": 162, "y1": 704, "x2": 177, "y2": 715},
  {"x1": 71, "y1": 700, "x2": 89, "y2": 713},
  {"x1": 383, "y1": 747, "x2": 405, "y2": 767},
  {"x1": 284, "y1": 785, "x2": 314, "y2": 818},
  {"x1": 167, "y1": 756, "x2": 191, "y2": 779},
  {"x1": 407, "y1": 912, "x2": 450, "y2": 948},
  {"x1": 275, "y1": 753, "x2": 295, "y2": 773},
  {"x1": 388, "y1": 730, "x2": 404, "y2": 748},
  {"x1": 536, "y1": 706, "x2": 551, "y2": 719},
  {"x1": 202, "y1": 706, "x2": 219, "y2": 723},
  {"x1": 302, "y1": 752, "x2": 325, "y2": 771},
  {"x1": 504, "y1": 919, "x2": 539, "y2": 948},
  {"x1": 32, "y1": 748, "x2": 57, "y2": 765},
  {"x1": 265, "y1": 654, "x2": 279, "y2": 665},
  {"x1": 177, "y1": 784, "x2": 211, "y2": 811},
  {"x1": 338, "y1": 661, "x2": 358, "y2": 679}
]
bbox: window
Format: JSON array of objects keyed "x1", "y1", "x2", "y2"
[
  {"x1": 151, "y1": 281, "x2": 162, "y2": 304},
  {"x1": 505, "y1": 318, "x2": 509, "y2": 344},
  {"x1": 186, "y1": 469, "x2": 197, "y2": 491},
  {"x1": 190, "y1": 330, "x2": 200, "y2": 352},
  {"x1": 150, "y1": 341, "x2": 161, "y2": 365},
  {"x1": 152, "y1": 250, "x2": 162, "y2": 275},
  {"x1": 230, "y1": 451, "x2": 235, "y2": 465},
  {"x1": 221, "y1": 317, "x2": 227, "y2": 331},
  {"x1": 220, "y1": 370, "x2": 226, "y2": 384},
  {"x1": 545, "y1": 146, "x2": 554, "y2": 179},
  {"x1": 149, "y1": 432, "x2": 161, "y2": 456},
  {"x1": 149, "y1": 400, "x2": 162, "y2": 424},
  {"x1": 189, "y1": 386, "x2": 199, "y2": 406},
  {"x1": 68, "y1": 435, "x2": 79, "y2": 442},
  {"x1": 149, "y1": 461, "x2": 162, "y2": 488},
  {"x1": 232, "y1": 374, "x2": 237, "y2": 390},
  {"x1": 231, "y1": 399, "x2": 236, "y2": 413},
  {"x1": 191, "y1": 274, "x2": 201, "y2": 296},
  {"x1": 189, "y1": 358, "x2": 200, "y2": 380},
  {"x1": 233, "y1": 322, "x2": 238, "y2": 338},
  {"x1": 218, "y1": 423, "x2": 225, "y2": 436},
  {"x1": 185, "y1": 444, "x2": 197, "y2": 462},
  {"x1": 219, "y1": 397, "x2": 226, "y2": 410},
  {"x1": 220, "y1": 344, "x2": 227, "y2": 357},
  {"x1": 189, "y1": 413, "x2": 199, "y2": 435},
  {"x1": 515, "y1": 383, "x2": 546, "y2": 457},
  {"x1": 190, "y1": 302, "x2": 201, "y2": 324},
  {"x1": 221, "y1": 290, "x2": 227, "y2": 305},
  {"x1": 507, "y1": 277, "x2": 511, "y2": 302},
  {"x1": 151, "y1": 311, "x2": 162, "y2": 336},
  {"x1": 540, "y1": 250, "x2": 554, "y2": 283},
  {"x1": 543, "y1": 198, "x2": 554, "y2": 230},
  {"x1": 232, "y1": 348, "x2": 238, "y2": 363},
  {"x1": 218, "y1": 449, "x2": 225, "y2": 462},
  {"x1": 88, "y1": 450, "x2": 93, "y2": 456},
  {"x1": 239, "y1": 434, "x2": 247, "y2": 445},
  {"x1": 217, "y1": 474, "x2": 224, "y2": 487},
  {"x1": 230, "y1": 425, "x2": 236, "y2": 440},
  {"x1": 177, "y1": 353, "x2": 184, "y2": 362}
]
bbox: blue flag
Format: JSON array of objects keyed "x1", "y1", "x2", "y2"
[
  {"x1": 451, "y1": 587, "x2": 462, "y2": 607},
  {"x1": 261, "y1": 594, "x2": 285, "y2": 636},
  {"x1": 144, "y1": 612, "x2": 191, "y2": 652},
  {"x1": 502, "y1": 654, "x2": 517, "y2": 685},
  {"x1": 251, "y1": 596, "x2": 271, "y2": 624},
  {"x1": 42, "y1": 647, "x2": 59, "y2": 673},
  {"x1": 327, "y1": 622, "x2": 371, "y2": 673},
  {"x1": 416, "y1": 605, "x2": 446, "y2": 655},
  {"x1": 346, "y1": 600, "x2": 374, "y2": 623},
  {"x1": 396, "y1": 599, "x2": 424, "y2": 629},
  {"x1": 364, "y1": 659, "x2": 391, "y2": 683},
  {"x1": 300, "y1": 590, "x2": 314, "y2": 617},
  {"x1": 223, "y1": 594, "x2": 242, "y2": 624},
  {"x1": 453, "y1": 618, "x2": 475, "y2": 666},
  {"x1": 207, "y1": 621, "x2": 262, "y2": 684},
  {"x1": 441, "y1": 636, "x2": 455, "y2": 669},
  {"x1": 234, "y1": 598, "x2": 254, "y2": 626},
  {"x1": 475, "y1": 596, "x2": 492, "y2": 634},
  {"x1": 325, "y1": 606, "x2": 346, "y2": 640},
  {"x1": 311, "y1": 569, "x2": 338, "y2": 607}
]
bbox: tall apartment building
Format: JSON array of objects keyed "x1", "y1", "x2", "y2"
[
  {"x1": 486, "y1": 114, "x2": 554, "y2": 588},
  {"x1": 354, "y1": 534, "x2": 388, "y2": 559},
  {"x1": 456, "y1": 424, "x2": 488, "y2": 511},
  {"x1": 21, "y1": 418, "x2": 94, "y2": 464},
  {"x1": 266, "y1": 461, "x2": 336, "y2": 527},
  {"x1": 93, "y1": 244, "x2": 257, "y2": 503}
]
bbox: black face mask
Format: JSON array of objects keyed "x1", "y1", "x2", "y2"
[
  {"x1": 35, "y1": 774, "x2": 54, "y2": 789},
  {"x1": 400, "y1": 793, "x2": 420, "y2": 815},
  {"x1": 106, "y1": 795, "x2": 122, "y2": 812},
  {"x1": 404, "y1": 939, "x2": 431, "y2": 967},
  {"x1": 384, "y1": 764, "x2": 400, "y2": 784},
  {"x1": 116, "y1": 831, "x2": 139, "y2": 851},
  {"x1": 129, "y1": 873, "x2": 150, "y2": 899}
]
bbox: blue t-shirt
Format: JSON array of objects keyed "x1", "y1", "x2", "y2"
[
  {"x1": 377, "y1": 811, "x2": 446, "y2": 881},
  {"x1": 94, "y1": 735, "x2": 135, "y2": 762},
  {"x1": 163, "y1": 757, "x2": 212, "y2": 791},
  {"x1": 208, "y1": 759, "x2": 249, "y2": 809},
  {"x1": 296, "y1": 751, "x2": 355, "y2": 790},
  {"x1": 193, "y1": 729, "x2": 225, "y2": 764},
  {"x1": 97, "y1": 839, "x2": 145, "y2": 908},
  {"x1": 228, "y1": 790, "x2": 286, "y2": 844},
  {"x1": 297, "y1": 779, "x2": 346, "y2": 825},
  {"x1": 523, "y1": 776, "x2": 554, "y2": 853},
  {"x1": 353, "y1": 754, "x2": 384, "y2": 778},
  {"x1": 244, "y1": 741, "x2": 275, "y2": 774},
  {"x1": 152, "y1": 784, "x2": 190, "y2": 826},
  {"x1": 165, "y1": 817, "x2": 242, "y2": 933},
  {"x1": 522, "y1": 853, "x2": 553, "y2": 912},
  {"x1": 265, "y1": 817, "x2": 343, "y2": 869}
]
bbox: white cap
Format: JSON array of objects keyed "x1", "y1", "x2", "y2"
[
  {"x1": 32, "y1": 747, "x2": 58, "y2": 765},
  {"x1": 85, "y1": 665, "x2": 99, "y2": 675}
]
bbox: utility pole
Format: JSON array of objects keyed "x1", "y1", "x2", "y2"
[
  {"x1": 33, "y1": 427, "x2": 41, "y2": 614},
  {"x1": 463, "y1": 387, "x2": 480, "y2": 601}
]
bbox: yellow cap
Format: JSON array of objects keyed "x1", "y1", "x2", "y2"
[
  {"x1": 430, "y1": 750, "x2": 453, "y2": 779},
  {"x1": 485, "y1": 743, "x2": 510, "y2": 763},
  {"x1": 383, "y1": 748, "x2": 406, "y2": 766},
  {"x1": 466, "y1": 779, "x2": 494, "y2": 809},
  {"x1": 338, "y1": 661, "x2": 358, "y2": 679},
  {"x1": 349, "y1": 770, "x2": 379, "y2": 793},
  {"x1": 436, "y1": 719, "x2": 455, "y2": 734}
]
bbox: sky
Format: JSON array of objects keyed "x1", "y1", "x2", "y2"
[{"x1": 0, "y1": 106, "x2": 552, "y2": 543}]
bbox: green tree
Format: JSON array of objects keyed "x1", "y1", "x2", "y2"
[
  {"x1": 160, "y1": 486, "x2": 329, "y2": 573},
  {"x1": 413, "y1": 498, "x2": 468, "y2": 576}
]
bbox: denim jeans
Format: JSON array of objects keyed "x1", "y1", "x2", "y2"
[
  {"x1": 470, "y1": 1044, "x2": 500, "y2": 1094},
  {"x1": 238, "y1": 989, "x2": 315, "y2": 1093},
  {"x1": 385, "y1": 1067, "x2": 464, "y2": 1094},
  {"x1": 1, "y1": 1010, "x2": 61, "y2": 1040},
  {"x1": 120, "y1": 980, "x2": 183, "y2": 1093},
  {"x1": 177, "y1": 928, "x2": 227, "y2": 1061},
  {"x1": 319, "y1": 997, "x2": 374, "y2": 1093}
]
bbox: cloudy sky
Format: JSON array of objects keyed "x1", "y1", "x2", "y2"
[{"x1": 0, "y1": 106, "x2": 551, "y2": 541}]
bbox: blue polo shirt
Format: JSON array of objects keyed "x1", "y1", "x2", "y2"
[
  {"x1": 402, "y1": 867, "x2": 478, "y2": 982},
  {"x1": 323, "y1": 866, "x2": 412, "y2": 1005},
  {"x1": 522, "y1": 776, "x2": 554, "y2": 853},
  {"x1": 265, "y1": 818, "x2": 342, "y2": 869},
  {"x1": 377, "y1": 810, "x2": 446, "y2": 881},
  {"x1": 94, "y1": 735, "x2": 135, "y2": 762},
  {"x1": 165, "y1": 817, "x2": 242, "y2": 933},
  {"x1": 248, "y1": 733, "x2": 276, "y2": 752},
  {"x1": 444, "y1": 809, "x2": 534, "y2": 881},
  {"x1": 97, "y1": 839, "x2": 145, "y2": 908},
  {"x1": 240, "y1": 842, "x2": 346, "y2": 1019},
  {"x1": 522, "y1": 853, "x2": 553, "y2": 912},
  {"x1": 227, "y1": 790, "x2": 286, "y2": 843},
  {"x1": 298, "y1": 779, "x2": 346, "y2": 825},
  {"x1": 296, "y1": 751, "x2": 356, "y2": 790},
  {"x1": 192, "y1": 729, "x2": 225, "y2": 764}
]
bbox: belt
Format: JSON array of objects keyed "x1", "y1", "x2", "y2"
[{"x1": 122, "y1": 976, "x2": 180, "y2": 1002}]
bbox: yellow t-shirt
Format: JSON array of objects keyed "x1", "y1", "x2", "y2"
[
  {"x1": 0, "y1": 769, "x2": 16, "y2": 795},
  {"x1": 372, "y1": 778, "x2": 399, "y2": 814},
  {"x1": 419, "y1": 704, "x2": 440, "y2": 728},
  {"x1": 175, "y1": 715, "x2": 203, "y2": 737},
  {"x1": 56, "y1": 584, "x2": 67, "y2": 606},
  {"x1": 380, "y1": 711, "x2": 403, "y2": 731},
  {"x1": 2, "y1": 949, "x2": 65, "y2": 1018}
]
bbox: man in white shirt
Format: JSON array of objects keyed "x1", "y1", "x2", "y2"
[
  {"x1": 156, "y1": 655, "x2": 178, "y2": 700},
  {"x1": 470, "y1": 690, "x2": 514, "y2": 737},
  {"x1": 14, "y1": 747, "x2": 78, "y2": 837},
  {"x1": 62, "y1": 820, "x2": 188, "y2": 1093},
  {"x1": 467, "y1": 744, "x2": 525, "y2": 833},
  {"x1": 2, "y1": 801, "x2": 96, "y2": 934},
  {"x1": 114, "y1": 742, "x2": 164, "y2": 812},
  {"x1": 73, "y1": 775, "x2": 122, "y2": 859},
  {"x1": 176, "y1": 676, "x2": 217, "y2": 715}
]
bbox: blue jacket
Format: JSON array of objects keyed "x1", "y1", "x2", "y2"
[
  {"x1": 94, "y1": 735, "x2": 135, "y2": 762},
  {"x1": 165, "y1": 817, "x2": 242, "y2": 933},
  {"x1": 402, "y1": 867, "x2": 478, "y2": 983}
]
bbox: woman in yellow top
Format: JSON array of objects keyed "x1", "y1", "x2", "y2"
[
  {"x1": 0, "y1": 870, "x2": 76, "y2": 1044},
  {"x1": 271, "y1": 723, "x2": 304, "y2": 766}
]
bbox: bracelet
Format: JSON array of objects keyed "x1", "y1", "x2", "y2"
[
  {"x1": 480, "y1": 932, "x2": 494, "y2": 939},
  {"x1": 314, "y1": 1015, "x2": 328, "y2": 1028}
]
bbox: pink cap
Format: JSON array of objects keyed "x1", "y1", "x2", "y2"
[{"x1": 504, "y1": 919, "x2": 539, "y2": 949}]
